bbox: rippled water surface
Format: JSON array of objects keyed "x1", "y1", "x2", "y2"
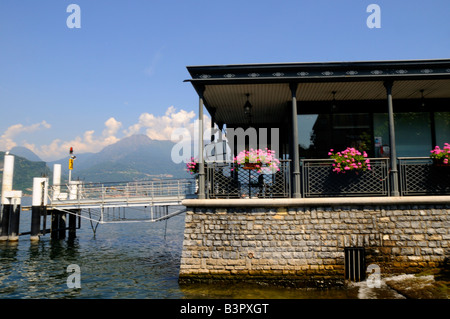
[{"x1": 0, "y1": 200, "x2": 407, "y2": 299}]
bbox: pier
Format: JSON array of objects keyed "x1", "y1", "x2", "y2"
[{"x1": 0, "y1": 153, "x2": 195, "y2": 242}]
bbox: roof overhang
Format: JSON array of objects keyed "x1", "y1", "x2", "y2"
[{"x1": 185, "y1": 59, "x2": 450, "y2": 125}]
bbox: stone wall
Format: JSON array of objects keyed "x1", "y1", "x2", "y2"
[{"x1": 179, "y1": 202, "x2": 449, "y2": 287}]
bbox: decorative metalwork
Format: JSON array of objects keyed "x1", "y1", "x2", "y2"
[
  {"x1": 371, "y1": 70, "x2": 383, "y2": 75},
  {"x1": 206, "y1": 160, "x2": 291, "y2": 198},
  {"x1": 398, "y1": 157, "x2": 450, "y2": 196},
  {"x1": 297, "y1": 72, "x2": 309, "y2": 76},
  {"x1": 322, "y1": 71, "x2": 334, "y2": 76},
  {"x1": 301, "y1": 158, "x2": 390, "y2": 197},
  {"x1": 346, "y1": 70, "x2": 358, "y2": 75},
  {"x1": 248, "y1": 73, "x2": 260, "y2": 77},
  {"x1": 223, "y1": 73, "x2": 235, "y2": 78},
  {"x1": 272, "y1": 72, "x2": 284, "y2": 77}
]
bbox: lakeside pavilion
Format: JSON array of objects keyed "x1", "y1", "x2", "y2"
[{"x1": 184, "y1": 59, "x2": 450, "y2": 199}]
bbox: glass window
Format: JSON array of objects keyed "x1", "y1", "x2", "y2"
[
  {"x1": 298, "y1": 113, "x2": 372, "y2": 158},
  {"x1": 435, "y1": 112, "x2": 450, "y2": 147},
  {"x1": 373, "y1": 112, "x2": 432, "y2": 157},
  {"x1": 298, "y1": 114, "x2": 331, "y2": 158}
]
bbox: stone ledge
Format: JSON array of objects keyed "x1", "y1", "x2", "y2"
[{"x1": 182, "y1": 196, "x2": 450, "y2": 208}]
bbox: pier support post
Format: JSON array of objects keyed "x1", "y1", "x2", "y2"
[
  {"x1": 31, "y1": 177, "x2": 48, "y2": 241},
  {"x1": 7, "y1": 192, "x2": 22, "y2": 241},
  {"x1": 58, "y1": 212, "x2": 67, "y2": 239},
  {"x1": 1, "y1": 154, "x2": 15, "y2": 241},
  {"x1": 51, "y1": 210, "x2": 66, "y2": 240},
  {"x1": 68, "y1": 209, "x2": 79, "y2": 239}
]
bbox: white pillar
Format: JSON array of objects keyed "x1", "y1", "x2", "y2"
[
  {"x1": 32, "y1": 177, "x2": 49, "y2": 207},
  {"x1": 1, "y1": 154, "x2": 15, "y2": 241},
  {"x1": 52, "y1": 164, "x2": 61, "y2": 200},
  {"x1": 1, "y1": 154, "x2": 14, "y2": 204}
]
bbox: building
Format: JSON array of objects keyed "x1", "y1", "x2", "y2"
[
  {"x1": 179, "y1": 59, "x2": 450, "y2": 287},
  {"x1": 185, "y1": 58, "x2": 450, "y2": 199}
]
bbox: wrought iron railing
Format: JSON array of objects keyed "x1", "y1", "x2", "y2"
[
  {"x1": 300, "y1": 158, "x2": 390, "y2": 197},
  {"x1": 398, "y1": 157, "x2": 450, "y2": 196},
  {"x1": 206, "y1": 160, "x2": 291, "y2": 198},
  {"x1": 202, "y1": 157, "x2": 450, "y2": 199}
]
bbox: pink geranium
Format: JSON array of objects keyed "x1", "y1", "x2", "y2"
[
  {"x1": 329, "y1": 147, "x2": 371, "y2": 174},
  {"x1": 430, "y1": 143, "x2": 450, "y2": 165}
]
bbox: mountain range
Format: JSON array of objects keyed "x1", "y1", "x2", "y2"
[{"x1": 1, "y1": 135, "x2": 190, "y2": 194}]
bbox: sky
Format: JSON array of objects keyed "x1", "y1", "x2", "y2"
[{"x1": 0, "y1": 0, "x2": 449, "y2": 161}]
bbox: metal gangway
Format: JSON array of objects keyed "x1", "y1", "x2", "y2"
[{"x1": 44, "y1": 178, "x2": 197, "y2": 225}]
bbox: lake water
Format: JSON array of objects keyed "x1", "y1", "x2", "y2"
[{"x1": 0, "y1": 198, "x2": 407, "y2": 300}]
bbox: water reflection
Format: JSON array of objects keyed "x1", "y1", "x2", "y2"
[{"x1": 0, "y1": 209, "x2": 413, "y2": 299}]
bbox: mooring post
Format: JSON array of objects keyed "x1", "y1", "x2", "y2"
[
  {"x1": 31, "y1": 177, "x2": 48, "y2": 241},
  {"x1": 58, "y1": 211, "x2": 66, "y2": 239},
  {"x1": 68, "y1": 209, "x2": 79, "y2": 239},
  {"x1": 52, "y1": 164, "x2": 61, "y2": 200},
  {"x1": 51, "y1": 211, "x2": 59, "y2": 240},
  {"x1": 7, "y1": 191, "x2": 22, "y2": 242},
  {"x1": 1, "y1": 154, "x2": 15, "y2": 241}
]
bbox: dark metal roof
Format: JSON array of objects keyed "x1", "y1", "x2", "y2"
[
  {"x1": 185, "y1": 59, "x2": 450, "y2": 125},
  {"x1": 186, "y1": 59, "x2": 450, "y2": 84}
]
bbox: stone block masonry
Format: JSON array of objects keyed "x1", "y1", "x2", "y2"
[{"x1": 179, "y1": 199, "x2": 449, "y2": 287}]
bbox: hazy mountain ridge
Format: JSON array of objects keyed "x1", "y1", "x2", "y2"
[
  {"x1": 0, "y1": 151, "x2": 51, "y2": 195},
  {"x1": 1, "y1": 135, "x2": 189, "y2": 190}
]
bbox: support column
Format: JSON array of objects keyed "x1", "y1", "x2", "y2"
[
  {"x1": 1, "y1": 154, "x2": 15, "y2": 241},
  {"x1": 31, "y1": 177, "x2": 47, "y2": 241},
  {"x1": 197, "y1": 86, "x2": 206, "y2": 199},
  {"x1": 7, "y1": 192, "x2": 22, "y2": 241},
  {"x1": 385, "y1": 81, "x2": 399, "y2": 196},
  {"x1": 290, "y1": 83, "x2": 301, "y2": 198},
  {"x1": 52, "y1": 164, "x2": 61, "y2": 200},
  {"x1": 58, "y1": 212, "x2": 67, "y2": 239},
  {"x1": 68, "y1": 210, "x2": 79, "y2": 240}
]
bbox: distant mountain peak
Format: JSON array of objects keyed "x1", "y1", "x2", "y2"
[{"x1": 9, "y1": 146, "x2": 43, "y2": 162}]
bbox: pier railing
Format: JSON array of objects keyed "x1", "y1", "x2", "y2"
[{"x1": 49, "y1": 178, "x2": 196, "y2": 207}]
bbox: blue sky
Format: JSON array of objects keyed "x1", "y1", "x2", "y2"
[{"x1": 0, "y1": 0, "x2": 449, "y2": 161}]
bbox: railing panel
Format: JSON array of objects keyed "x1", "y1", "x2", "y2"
[
  {"x1": 399, "y1": 157, "x2": 450, "y2": 196},
  {"x1": 301, "y1": 158, "x2": 390, "y2": 197},
  {"x1": 49, "y1": 178, "x2": 196, "y2": 203},
  {"x1": 206, "y1": 160, "x2": 291, "y2": 199}
]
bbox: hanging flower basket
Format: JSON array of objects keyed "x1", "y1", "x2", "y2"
[
  {"x1": 430, "y1": 143, "x2": 449, "y2": 166},
  {"x1": 233, "y1": 148, "x2": 280, "y2": 174},
  {"x1": 328, "y1": 147, "x2": 371, "y2": 174},
  {"x1": 242, "y1": 162, "x2": 260, "y2": 170},
  {"x1": 186, "y1": 157, "x2": 199, "y2": 175}
]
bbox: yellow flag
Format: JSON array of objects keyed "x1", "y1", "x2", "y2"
[{"x1": 69, "y1": 158, "x2": 74, "y2": 170}]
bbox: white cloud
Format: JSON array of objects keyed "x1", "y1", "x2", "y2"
[
  {"x1": 3, "y1": 107, "x2": 210, "y2": 162},
  {"x1": 23, "y1": 117, "x2": 122, "y2": 161},
  {"x1": 124, "y1": 106, "x2": 199, "y2": 141},
  {"x1": 0, "y1": 121, "x2": 51, "y2": 151}
]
